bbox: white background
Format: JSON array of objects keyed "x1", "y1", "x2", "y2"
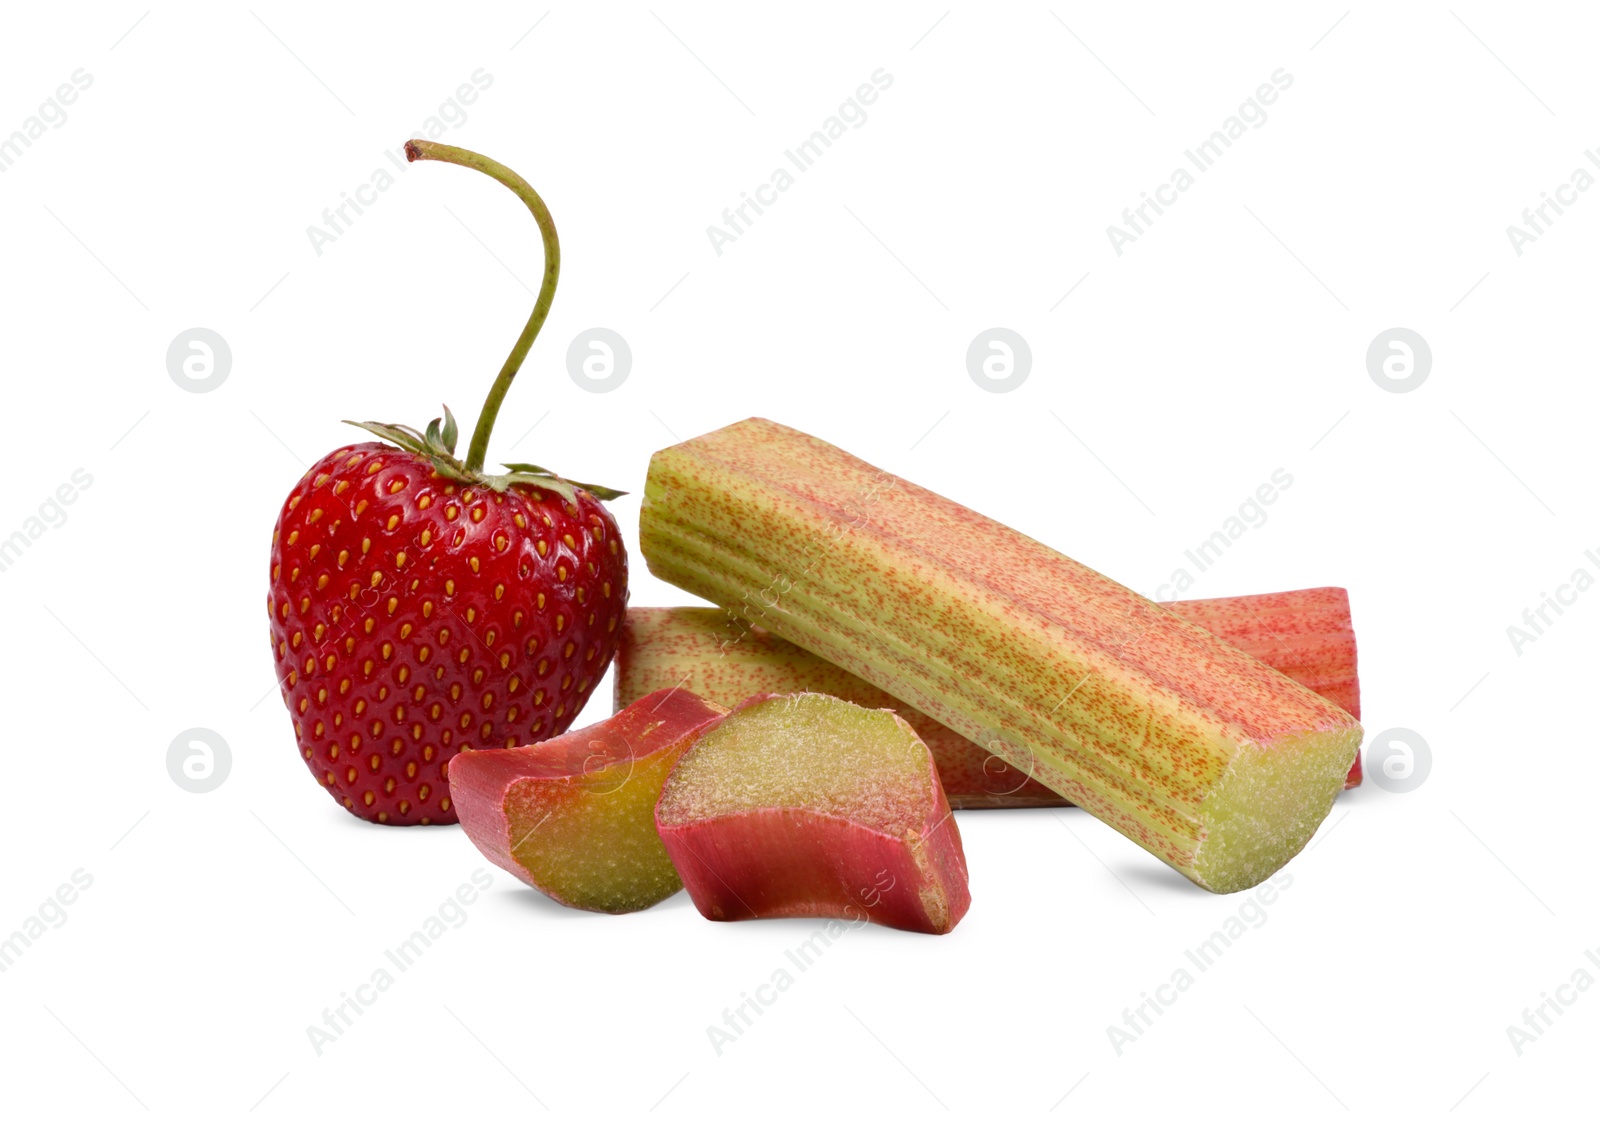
[{"x1": 0, "y1": 2, "x2": 1592, "y2": 1118}]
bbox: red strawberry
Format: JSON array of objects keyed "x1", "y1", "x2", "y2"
[{"x1": 266, "y1": 139, "x2": 628, "y2": 825}]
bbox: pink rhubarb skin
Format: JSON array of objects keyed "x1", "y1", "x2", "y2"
[
  {"x1": 654, "y1": 693, "x2": 971, "y2": 935},
  {"x1": 447, "y1": 688, "x2": 725, "y2": 913},
  {"x1": 638, "y1": 419, "x2": 1364, "y2": 893},
  {"x1": 617, "y1": 589, "x2": 1362, "y2": 809},
  {"x1": 1167, "y1": 587, "x2": 1362, "y2": 787}
]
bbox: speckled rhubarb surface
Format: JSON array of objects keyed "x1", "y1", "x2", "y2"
[
  {"x1": 638, "y1": 419, "x2": 1363, "y2": 893},
  {"x1": 1170, "y1": 587, "x2": 1362, "y2": 787},
  {"x1": 654, "y1": 692, "x2": 970, "y2": 934},
  {"x1": 616, "y1": 589, "x2": 1361, "y2": 808},
  {"x1": 448, "y1": 688, "x2": 724, "y2": 913},
  {"x1": 619, "y1": 607, "x2": 1066, "y2": 808}
]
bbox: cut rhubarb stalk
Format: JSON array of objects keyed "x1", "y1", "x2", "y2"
[
  {"x1": 619, "y1": 606, "x2": 1063, "y2": 809},
  {"x1": 617, "y1": 589, "x2": 1362, "y2": 807},
  {"x1": 1168, "y1": 587, "x2": 1362, "y2": 787},
  {"x1": 447, "y1": 688, "x2": 724, "y2": 913},
  {"x1": 655, "y1": 692, "x2": 970, "y2": 934},
  {"x1": 639, "y1": 419, "x2": 1362, "y2": 893}
]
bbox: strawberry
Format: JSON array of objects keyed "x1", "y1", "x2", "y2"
[{"x1": 266, "y1": 140, "x2": 628, "y2": 825}]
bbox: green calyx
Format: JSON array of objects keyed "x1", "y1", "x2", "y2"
[
  {"x1": 346, "y1": 139, "x2": 624, "y2": 504},
  {"x1": 344, "y1": 409, "x2": 623, "y2": 503}
]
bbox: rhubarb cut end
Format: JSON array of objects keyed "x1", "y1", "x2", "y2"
[
  {"x1": 449, "y1": 688, "x2": 725, "y2": 914},
  {"x1": 638, "y1": 420, "x2": 1361, "y2": 894},
  {"x1": 617, "y1": 606, "x2": 1071, "y2": 809},
  {"x1": 500, "y1": 745, "x2": 685, "y2": 914},
  {"x1": 657, "y1": 693, "x2": 934, "y2": 833},
  {"x1": 656, "y1": 693, "x2": 971, "y2": 934},
  {"x1": 1191, "y1": 723, "x2": 1362, "y2": 893}
]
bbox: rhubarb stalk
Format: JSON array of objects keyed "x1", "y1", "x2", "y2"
[
  {"x1": 638, "y1": 419, "x2": 1362, "y2": 893},
  {"x1": 655, "y1": 692, "x2": 971, "y2": 934},
  {"x1": 617, "y1": 587, "x2": 1362, "y2": 809}
]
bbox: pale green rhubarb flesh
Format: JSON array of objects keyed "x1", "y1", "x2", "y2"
[
  {"x1": 638, "y1": 419, "x2": 1363, "y2": 893},
  {"x1": 1168, "y1": 586, "x2": 1362, "y2": 786},
  {"x1": 447, "y1": 689, "x2": 725, "y2": 913},
  {"x1": 620, "y1": 606, "x2": 1055, "y2": 808},
  {"x1": 616, "y1": 589, "x2": 1361, "y2": 809},
  {"x1": 654, "y1": 692, "x2": 970, "y2": 935}
]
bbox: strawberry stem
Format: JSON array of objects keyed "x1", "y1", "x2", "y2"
[{"x1": 405, "y1": 139, "x2": 559, "y2": 475}]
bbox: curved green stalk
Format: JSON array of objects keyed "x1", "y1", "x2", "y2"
[{"x1": 405, "y1": 139, "x2": 559, "y2": 474}]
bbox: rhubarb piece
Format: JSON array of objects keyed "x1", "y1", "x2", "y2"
[
  {"x1": 617, "y1": 589, "x2": 1362, "y2": 807},
  {"x1": 447, "y1": 689, "x2": 724, "y2": 913},
  {"x1": 1168, "y1": 588, "x2": 1362, "y2": 787},
  {"x1": 618, "y1": 606, "x2": 1061, "y2": 808},
  {"x1": 639, "y1": 419, "x2": 1362, "y2": 893},
  {"x1": 655, "y1": 692, "x2": 970, "y2": 934}
]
